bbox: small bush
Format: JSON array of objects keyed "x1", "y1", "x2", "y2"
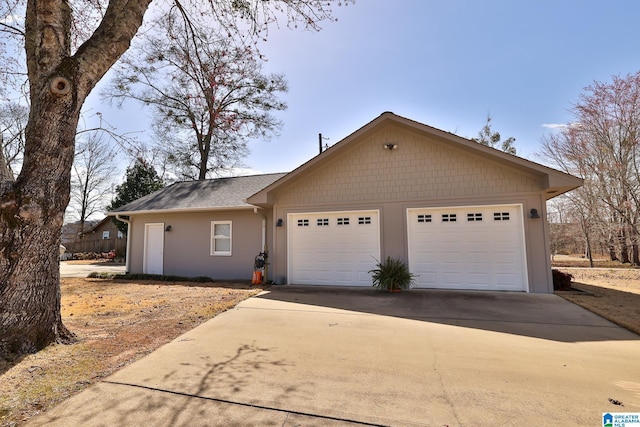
[
  {"x1": 552, "y1": 269, "x2": 574, "y2": 291},
  {"x1": 369, "y1": 256, "x2": 416, "y2": 291},
  {"x1": 87, "y1": 272, "x2": 115, "y2": 279},
  {"x1": 115, "y1": 273, "x2": 215, "y2": 283},
  {"x1": 85, "y1": 273, "x2": 217, "y2": 283}
]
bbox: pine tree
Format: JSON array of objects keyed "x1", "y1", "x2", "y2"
[
  {"x1": 107, "y1": 158, "x2": 164, "y2": 235},
  {"x1": 472, "y1": 114, "x2": 517, "y2": 155}
]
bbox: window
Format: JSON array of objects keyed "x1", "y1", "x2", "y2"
[
  {"x1": 337, "y1": 217, "x2": 350, "y2": 225},
  {"x1": 317, "y1": 218, "x2": 329, "y2": 226},
  {"x1": 102, "y1": 231, "x2": 110, "y2": 239},
  {"x1": 494, "y1": 212, "x2": 510, "y2": 221},
  {"x1": 297, "y1": 219, "x2": 309, "y2": 227},
  {"x1": 358, "y1": 216, "x2": 372, "y2": 225},
  {"x1": 211, "y1": 221, "x2": 232, "y2": 256},
  {"x1": 467, "y1": 213, "x2": 483, "y2": 222},
  {"x1": 117, "y1": 230, "x2": 124, "y2": 239},
  {"x1": 417, "y1": 214, "x2": 432, "y2": 223},
  {"x1": 442, "y1": 214, "x2": 457, "y2": 222}
]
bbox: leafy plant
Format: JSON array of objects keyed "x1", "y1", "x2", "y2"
[{"x1": 369, "y1": 257, "x2": 416, "y2": 291}]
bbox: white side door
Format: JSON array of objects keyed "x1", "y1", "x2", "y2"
[{"x1": 144, "y1": 223, "x2": 164, "y2": 275}]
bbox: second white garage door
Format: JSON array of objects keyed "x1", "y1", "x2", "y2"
[
  {"x1": 407, "y1": 205, "x2": 528, "y2": 291},
  {"x1": 288, "y1": 210, "x2": 380, "y2": 286}
]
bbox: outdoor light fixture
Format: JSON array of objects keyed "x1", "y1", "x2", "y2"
[
  {"x1": 529, "y1": 209, "x2": 540, "y2": 219},
  {"x1": 383, "y1": 143, "x2": 398, "y2": 150},
  {"x1": 276, "y1": 218, "x2": 283, "y2": 227},
  {"x1": 165, "y1": 225, "x2": 172, "y2": 232}
]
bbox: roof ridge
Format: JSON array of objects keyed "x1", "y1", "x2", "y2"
[{"x1": 172, "y1": 172, "x2": 288, "y2": 185}]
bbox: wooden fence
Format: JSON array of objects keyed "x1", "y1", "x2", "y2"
[{"x1": 63, "y1": 238, "x2": 127, "y2": 256}]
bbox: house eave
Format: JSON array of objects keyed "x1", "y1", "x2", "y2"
[{"x1": 106, "y1": 205, "x2": 256, "y2": 216}]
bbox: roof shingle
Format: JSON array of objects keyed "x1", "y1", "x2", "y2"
[{"x1": 108, "y1": 173, "x2": 286, "y2": 214}]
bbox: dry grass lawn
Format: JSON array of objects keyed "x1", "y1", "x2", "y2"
[
  {"x1": 554, "y1": 267, "x2": 640, "y2": 335},
  {"x1": 0, "y1": 278, "x2": 260, "y2": 427}
]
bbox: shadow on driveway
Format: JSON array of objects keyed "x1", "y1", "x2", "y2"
[{"x1": 255, "y1": 286, "x2": 639, "y2": 343}]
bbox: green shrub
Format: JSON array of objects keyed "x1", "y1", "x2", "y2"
[
  {"x1": 86, "y1": 273, "x2": 216, "y2": 283},
  {"x1": 369, "y1": 256, "x2": 416, "y2": 291},
  {"x1": 552, "y1": 269, "x2": 573, "y2": 290},
  {"x1": 116, "y1": 274, "x2": 215, "y2": 282}
]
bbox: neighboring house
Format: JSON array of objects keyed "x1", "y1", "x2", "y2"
[
  {"x1": 108, "y1": 112, "x2": 582, "y2": 293},
  {"x1": 65, "y1": 217, "x2": 126, "y2": 255}
]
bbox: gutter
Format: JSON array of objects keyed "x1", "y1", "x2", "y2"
[
  {"x1": 115, "y1": 214, "x2": 132, "y2": 274},
  {"x1": 254, "y1": 207, "x2": 267, "y2": 250},
  {"x1": 253, "y1": 207, "x2": 268, "y2": 281},
  {"x1": 111, "y1": 205, "x2": 256, "y2": 216}
]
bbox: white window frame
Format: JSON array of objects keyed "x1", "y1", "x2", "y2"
[
  {"x1": 102, "y1": 231, "x2": 110, "y2": 239},
  {"x1": 211, "y1": 221, "x2": 232, "y2": 256}
]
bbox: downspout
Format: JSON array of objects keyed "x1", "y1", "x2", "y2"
[
  {"x1": 115, "y1": 214, "x2": 132, "y2": 274},
  {"x1": 254, "y1": 207, "x2": 268, "y2": 281}
]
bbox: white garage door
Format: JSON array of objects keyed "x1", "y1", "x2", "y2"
[
  {"x1": 288, "y1": 211, "x2": 380, "y2": 286},
  {"x1": 407, "y1": 205, "x2": 528, "y2": 291}
]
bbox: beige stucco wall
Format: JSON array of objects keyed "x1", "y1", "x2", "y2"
[
  {"x1": 268, "y1": 122, "x2": 553, "y2": 293},
  {"x1": 127, "y1": 209, "x2": 266, "y2": 280}
]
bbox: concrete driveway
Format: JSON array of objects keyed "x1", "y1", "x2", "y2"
[
  {"x1": 60, "y1": 261, "x2": 125, "y2": 278},
  {"x1": 28, "y1": 287, "x2": 640, "y2": 426}
]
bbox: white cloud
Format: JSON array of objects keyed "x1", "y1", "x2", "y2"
[
  {"x1": 542, "y1": 122, "x2": 581, "y2": 130},
  {"x1": 542, "y1": 123, "x2": 567, "y2": 130}
]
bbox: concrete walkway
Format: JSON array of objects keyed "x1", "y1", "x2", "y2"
[{"x1": 28, "y1": 287, "x2": 640, "y2": 426}]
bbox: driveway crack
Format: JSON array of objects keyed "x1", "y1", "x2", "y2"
[{"x1": 430, "y1": 338, "x2": 462, "y2": 426}]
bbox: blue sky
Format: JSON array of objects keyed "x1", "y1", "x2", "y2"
[{"x1": 87, "y1": 0, "x2": 640, "y2": 175}]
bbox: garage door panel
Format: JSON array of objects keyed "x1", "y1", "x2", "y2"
[
  {"x1": 442, "y1": 271, "x2": 462, "y2": 284},
  {"x1": 289, "y1": 211, "x2": 380, "y2": 286},
  {"x1": 408, "y1": 205, "x2": 528, "y2": 291},
  {"x1": 468, "y1": 273, "x2": 490, "y2": 285}
]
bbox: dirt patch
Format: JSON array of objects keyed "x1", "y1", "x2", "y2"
[
  {"x1": 554, "y1": 267, "x2": 640, "y2": 335},
  {"x1": 0, "y1": 278, "x2": 260, "y2": 427}
]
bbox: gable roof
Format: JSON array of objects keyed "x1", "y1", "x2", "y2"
[
  {"x1": 108, "y1": 173, "x2": 287, "y2": 215},
  {"x1": 79, "y1": 217, "x2": 114, "y2": 235},
  {"x1": 247, "y1": 112, "x2": 583, "y2": 206}
]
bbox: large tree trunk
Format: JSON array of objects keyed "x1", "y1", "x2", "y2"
[
  {"x1": 0, "y1": 104, "x2": 78, "y2": 352},
  {"x1": 620, "y1": 228, "x2": 631, "y2": 264},
  {"x1": 608, "y1": 243, "x2": 618, "y2": 261},
  {"x1": 0, "y1": 0, "x2": 150, "y2": 357}
]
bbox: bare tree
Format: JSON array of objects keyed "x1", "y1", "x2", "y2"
[
  {"x1": 0, "y1": 0, "x2": 349, "y2": 356},
  {"x1": 105, "y1": 6, "x2": 288, "y2": 180},
  {"x1": 0, "y1": 102, "x2": 28, "y2": 179},
  {"x1": 68, "y1": 132, "x2": 117, "y2": 233},
  {"x1": 539, "y1": 71, "x2": 640, "y2": 265}
]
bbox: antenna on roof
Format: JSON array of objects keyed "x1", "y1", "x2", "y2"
[{"x1": 319, "y1": 133, "x2": 330, "y2": 154}]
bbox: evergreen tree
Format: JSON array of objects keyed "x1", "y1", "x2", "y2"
[
  {"x1": 108, "y1": 158, "x2": 164, "y2": 235},
  {"x1": 472, "y1": 114, "x2": 517, "y2": 155}
]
